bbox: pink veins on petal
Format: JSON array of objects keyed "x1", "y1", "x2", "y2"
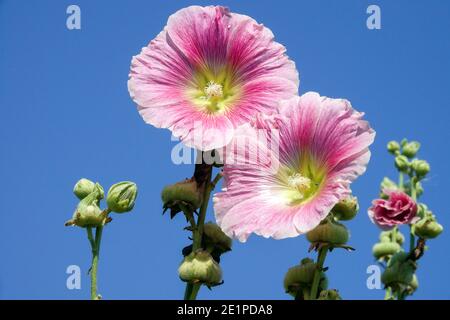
[
  {"x1": 213, "y1": 92, "x2": 375, "y2": 242},
  {"x1": 128, "y1": 6, "x2": 299, "y2": 150}
]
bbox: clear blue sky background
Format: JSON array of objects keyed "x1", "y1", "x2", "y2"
[{"x1": 1, "y1": 0, "x2": 449, "y2": 300}]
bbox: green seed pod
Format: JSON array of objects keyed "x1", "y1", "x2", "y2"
[
  {"x1": 318, "y1": 289, "x2": 342, "y2": 300},
  {"x1": 395, "y1": 155, "x2": 410, "y2": 172},
  {"x1": 178, "y1": 250, "x2": 222, "y2": 286},
  {"x1": 381, "y1": 252, "x2": 416, "y2": 289},
  {"x1": 332, "y1": 196, "x2": 359, "y2": 221},
  {"x1": 402, "y1": 141, "x2": 420, "y2": 158},
  {"x1": 306, "y1": 219, "x2": 349, "y2": 246},
  {"x1": 106, "y1": 181, "x2": 138, "y2": 213},
  {"x1": 414, "y1": 216, "x2": 443, "y2": 239},
  {"x1": 284, "y1": 258, "x2": 327, "y2": 298},
  {"x1": 161, "y1": 178, "x2": 202, "y2": 218},
  {"x1": 387, "y1": 141, "x2": 400, "y2": 154},
  {"x1": 73, "y1": 178, "x2": 97, "y2": 200},
  {"x1": 379, "y1": 230, "x2": 405, "y2": 245},
  {"x1": 203, "y1": 222, "x2": 232, "y2": 254},
  {"x1": 372, "y1": 242, "x2": 401, "y2": 260}
]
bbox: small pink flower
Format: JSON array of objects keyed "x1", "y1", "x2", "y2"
[
  {"x1": 368, "y1": 190, "x2": 418, "y2": 229},
  {"x1": 213, "y1": 92, "x2": 375, "y2": 242},
  {"x1": 128, "y1": 6, "x2": 299, "y2": 150}
]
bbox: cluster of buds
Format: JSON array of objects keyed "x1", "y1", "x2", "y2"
[
  {"x1": 388, "y1": 139, "x2": 430, "y2": 179},
  {"x1": 368, "y1": 138, "x2": 443, "y2": 299},
  {"x1": 284, "y1": 258, "x2": 328, "y2": 299},
  {"x1": 66, "y1": 178, "x2": 138, "y2": 228},
  {"x1": 161, "y1": 173, "x2": 232, "y2": 289},
  {"x1": 381, "y1": 252, "x2": 418, "y2": 297},
  {"x1": 284, "y1": 196, "x2": 358, "y2": 299}
]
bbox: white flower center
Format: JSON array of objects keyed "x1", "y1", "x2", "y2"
[
  {"x1": 287, "y1": 173, "x2": 312, "y2": 200},
  {"x1": 204, "y1": 81, "x2": 223, "y2": 99}
]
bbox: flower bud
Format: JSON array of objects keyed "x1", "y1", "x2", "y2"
[
  {"x1": 332, "y1": 196, "x2": 359, "y2": 221},
  {"x1": 73, "y1": 178, "x2": 97, "y2": 200},
  {"x1": 387, "y1": 141, "x2": 400, "y2": 154},
  {"x1": 306, "y1": 219, "x2": 349, "y2": 246},
  {"x1": 178, "y1": 250, "x2": 222, "y2": 286},
  {"x1": 67, "y1": 185, "x2": 107, "y2": 228},
  {"x1": 411, "y1": 159, "x2": 430, "y2": 178},
  {"x1": 318, "y1": 289, "x2": 342, "y2": 300},
  {"x1": 380, "y1": 177, "x2": 398, "y2": 198},
  {"x1": 379, "y1": 230, "x2": 404, "y2": 245},
  {"x1": 161, "y1": 178, "x2": 202, "y2": 218},
  {"x1": 402, "y1": 141, "x2": 420, "y2": 158},
  {"x1": 284, "y1": 258, "x2": 328, "y2": 298},
  {"x1": 414, "y1": 215, "x2": 443, "y2": 239},
  {"x1": 106, "y1": 181, "x2": 138, "y2": 213},
  {"x1": 381, "y1": 252, "x2": 416, "y2": 290},
  {"x1": 394, "y1": 155, "x2": 410, "y2": 172},
  {"x1": 203, "y1": 222, "x2": 232, "y2": 254},
  {"x1": 372, "y1": 242, "x2": 401, "y2": 260}
]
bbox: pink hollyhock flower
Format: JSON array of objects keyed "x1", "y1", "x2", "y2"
[
  {"x1": 213, "y1": 92, "x2": 375, "y2": 242},
  {"x1": 128, "y1": 6, "x2": 299, "y2": 151},
  {"x1": 368, "y1": 190, "x2": 418, "y2": 230}
]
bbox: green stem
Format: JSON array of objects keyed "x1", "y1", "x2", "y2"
[
  {"x1": 310, "y1": 246, "x2": 328, "y2": 300},
  {"x1": 86, "y1": 227, "x2": 95, "y2": 249},
  {"x1": 187, "y1": 168, "x2": 213, "y2": 301},
  {"x1": 384, "y1": 287, "x2": 392, "y2": 300},
  {"x1": 399, "y1": 172, "x2": 404, "y2": 190},
  {"x1": 409, "y1": 177, "x2": 417, "y2": 252},
  {"x1": 90, "y1": 226, "x2": 103, "y2": 300},
  {"x1": 88, "y1": 209, "x2": 110, "y2": 300}
]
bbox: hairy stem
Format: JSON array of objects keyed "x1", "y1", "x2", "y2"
[{"x1": 310, "y1": 246, "x2": 328, "y2": 300}]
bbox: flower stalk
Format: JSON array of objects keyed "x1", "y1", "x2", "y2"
[{"x1": 309, "y1": 246, "x2": 328, "y2": 299}]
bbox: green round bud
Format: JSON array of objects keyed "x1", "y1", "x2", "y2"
[
  {"x1": 203, "y1": 222, "x2": 232, "y2": 254},
  {"x1": 411, "y1": 159, "x2": 430, "y2": 178},
  {"x1": 284, "y1": 258, "x2": 327, "y2": 298},
  {"x1": 387, "y1": 141, "x2": 400, "y2": 154},
  {"x1": 379, "y1": 230, "x2": 404, "y2": 245},
  {"x1": 395, "y1": 155, "x2": 410, "y2": 172},
  {"x1": 372, "y1": 242, "x2": 401, "y2": 260},
  {"x1": 400, "y1": 138, "x2": 408, "y2": 147},
  {"x1": 69, "y1": 185, "x2": 106, "y2": 228},
  {"x1": 318, "y1": 289, "x2": 342, "y2": 300},
  {"x1": 381, "y1": 252, "x2": 416, "y2": 289},
  {"x1": 161, "y1": 178, "x2": 202, "y2": 215},
  {"x1": 402, "y1": 141, "x2": 420, "y2": 158},
  {"x1": 306, "y1": 220, "x2": 349, "y2": 246},
  {"x1": 73, "y1": 178, "x2": 97, "y2": 200},
  {"x1": 178, "y1": 250, "x2": 222, "y2": 286},
  {"x1": 106, "y1": 181, "x2": 138, "y2": 213},
  {"x1": 332, "y1": 196, "x2": 359, "y2": 221},
  {"x1": 414, "y1": 217, "x2": 443, "y2": 239}
]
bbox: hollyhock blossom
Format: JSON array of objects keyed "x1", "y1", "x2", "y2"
[
  {"x1": 368, "y1": 190, "x2": 418, "y2": 230},
  {"x1": 213, "y1": 92, "x2": 375, "y2": 242},
  {"x1": 128, "y1": 6, "x2": 299, "y2": 150}
]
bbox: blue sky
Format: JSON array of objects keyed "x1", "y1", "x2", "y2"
[{"x1": 1, "y1": 0, "x2": 449, "y2": 299}]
